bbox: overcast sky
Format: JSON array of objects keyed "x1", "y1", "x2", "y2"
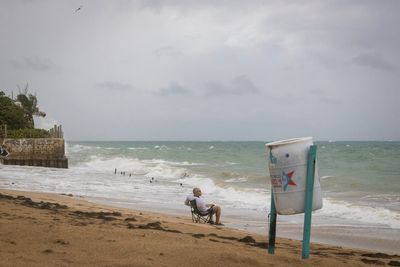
[{"x1": 1, "y1": 1, "x2": 399, "y2": 141}]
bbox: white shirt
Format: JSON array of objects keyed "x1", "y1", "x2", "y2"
[{"x1": 184, "y1": 195, "x2": 208, "y2": 213}]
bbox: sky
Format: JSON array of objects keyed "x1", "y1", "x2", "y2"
[{"x1": 0, "y1": 0, "x2": 399, "y2": 141}]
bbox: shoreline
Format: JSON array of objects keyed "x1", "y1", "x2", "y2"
[
  {"x1": 1, "y1": 188, "x2": 400, "y2": 266},
  {"x1": 2, "y1": 186, "x2": 400, "y2": 255},
  {"x1": 86, "y1": 194, "x2": 400, "y2": 255}
]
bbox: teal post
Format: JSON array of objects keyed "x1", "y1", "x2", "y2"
[
  {"x1": 302, "y1": 145, "x2": 317, "y2": 259},
  {"x1": 268, "y1": 190, "x2": 277, "y2": 254}
]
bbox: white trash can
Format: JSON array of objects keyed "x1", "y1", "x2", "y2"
[{"x1": 266, "y1": 137, "x2": 323, "y2": 215}]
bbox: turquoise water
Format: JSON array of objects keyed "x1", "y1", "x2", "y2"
[
  {"x1": 1, "y1": 140, "x2": 400, "y2": 229},
  {"x1": 319, "y1": 142, "x2": 400, "y2": 193},
  {"x1": 68, "y1": 140, "x2": 400, "y2": 194}
]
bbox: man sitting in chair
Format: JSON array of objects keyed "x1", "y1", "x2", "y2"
[{"x1": 184, "y1": 187, "x2": 222, "y2": 225}]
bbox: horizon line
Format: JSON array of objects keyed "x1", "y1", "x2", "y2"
[{"x1": 65, "y1": 139, "x2": 399, "y2": 142}]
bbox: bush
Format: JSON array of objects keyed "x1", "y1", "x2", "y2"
[
  {"x1": 0, "y1": 91, "x2": 29, "y2": 129},
  {"x1": 7, "y1": 128, "x2": 50, "y2": 138}
]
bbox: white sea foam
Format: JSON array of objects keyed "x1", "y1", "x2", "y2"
[
  {"x1": 68, "y1": 144, "x2": 92, "y2": 153},
  {"x1": 215, "y1": 162, "x2": 239, "y2": 168},
  {"x1": 214, "y1": 186, "x2": 269, "y2": 210},
  {"x1": 142, "y1": 159, "x2": 204, "y2": 166},
  {"x1": 82, "y1": 156, "x2": 150, "y2": 174},
  {"x1": 361, "y1": 194, "x2": 400, "y2": 202},
  {"x1": 65, "y1": 142, "x2": 70, "y2": 156},
  {"x1": 319, "y1": 198, "x2": 400, "y2": 229},
  {"x1": 320, "y1": 175, "x2": 335, "y2": 180},
  {"x1": 144, "y1": 163, "x2": 186, "y2": 180},
  {"x1": 2, "y1": 141, "x2": 400, "y2": 231},
  {"x1": 128, "y1": 147, "x2": 149, "y2": 150},
  {"x1": 179, "y1": 175, "x2": 215, "y2": 188},
  {"x1": 78, "y1": 156, "x2": 194, "y2": 181},
  {"x1": 177, "y1": 175, "x2": 269, "y2": 210},
  {"x1": 176, "y1": 161, "x2": 204, "y2": 166},
  {"x1": 154, "y1": 145, "x2": 169, "y2": 150},
  {"x1": 225, "y1": 177, "x2": 248, "y2": 183},
  {"x1": 2, "y1": 162, "x2": 399, "y2": 229}
]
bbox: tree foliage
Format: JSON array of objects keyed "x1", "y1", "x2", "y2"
[
  {"x1": 16, "y1": 85, "x2": 46, "y2": 128},
  {"x1": 0, "y1": 91, "x2": 28, "y2": 129},
  {"x1": 7, "y1": 128, "x2": 50, "y2": 138},
  {"x1": 1, "y1": 87, "x2": 47, "y2": 136}
]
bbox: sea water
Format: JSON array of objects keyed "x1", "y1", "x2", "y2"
[{"x1": 1, "y1": 141, "x2": 399, "y2": 251}]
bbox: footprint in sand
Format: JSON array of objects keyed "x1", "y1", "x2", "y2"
[
  {"x1": 54, "y1": 239, "x2": 69, "y2": 245},
  {"x1": 42, "y1": 249, "x2": 53, "y2": 254},
  {"x1": 361, "y1": 258, "x2": 385, "y2": 265}
]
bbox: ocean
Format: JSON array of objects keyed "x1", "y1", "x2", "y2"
[{"x1": 1, "y1": 140, "x2": 399, "y2": 252}]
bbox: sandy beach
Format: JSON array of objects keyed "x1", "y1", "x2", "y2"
[
  {"x1": 1, "y1": 189, "x2": 399, "y2": 266},
  {"x1": 2, "y1": 0, "x2": 400, "y2": 265}
]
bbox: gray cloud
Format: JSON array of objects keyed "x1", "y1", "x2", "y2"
[
  {"x1": 352, "y1": 53, "x2": 395, "y2": 71},
  {"x1": 308, "y1": 89, "x2": 342, "y2": 105},
  {"x1": 0, "y1": 1, "x2": 399, "y2": 140},
  {"x1": 205, "y1": 75, "x2": 260, "y2": 96},
  {"x1": 159, "y1": 82, "x2": 190, "y2": 96},
  {"x1": 154, "y1": 46, "x2": 183, "y2": 58},
  {"x1": 9, "y1": 57, "x2": 54, "y2": 71},
  {"x1": 95, "y1": 81, "x2": 135, "y2": 92}
]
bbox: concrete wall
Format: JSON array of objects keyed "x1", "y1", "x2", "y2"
[{"x1": 0, "y1": 138, "x2": 68, "y2": 168}]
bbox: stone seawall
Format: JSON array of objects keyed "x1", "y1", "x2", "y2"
[{"x1": 0, "y1": 138, "x2": 68, "y2": 168}]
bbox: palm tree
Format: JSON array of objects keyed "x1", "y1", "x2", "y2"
[{"x1": 16, "y1": 84, "x2": 46, "y2": 128}]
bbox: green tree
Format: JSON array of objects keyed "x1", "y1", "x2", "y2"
[
  {"x1": 16, "y1": 85, "x2": 46, "y2": 128},
  {"x1": 0, "y1": 91, "x2": 28, "y2": 129}
]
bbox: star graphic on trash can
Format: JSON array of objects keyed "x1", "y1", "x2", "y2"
[{"x1": 282, "y1": 170, "x2": 296, "y2": 191}]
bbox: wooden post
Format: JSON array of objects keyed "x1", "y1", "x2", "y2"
[
  {"x1": 268, "y1": 190, "x2": 277, "y2": 254},
  {"x1": 302, "y1": 145, "x2": 317, "y2": 259}
]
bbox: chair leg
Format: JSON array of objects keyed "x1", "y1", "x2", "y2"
[{"x1": 191, "y1": 211, "x2": 212, "y2": 224}]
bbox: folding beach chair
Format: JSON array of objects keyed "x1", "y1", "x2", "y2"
[{"x1": 189, "y1": 199, "x2": 211, "y2": 224}]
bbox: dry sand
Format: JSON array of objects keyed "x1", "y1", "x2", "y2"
[{"x1": 1, "y1": 189, "x2": 399, "y2": 267}]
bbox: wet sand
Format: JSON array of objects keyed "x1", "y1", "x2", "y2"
[
  {"x1": 1, "y1": 189, "x2": 399, "y2": 266},
  {"x1": 87, "y1": 195, "x2": 400, "y2": 255}
]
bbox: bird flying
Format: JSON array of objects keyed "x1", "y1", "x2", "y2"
[{"x1": 75, "y1": 5, "x2": 83, "y2": 13}]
